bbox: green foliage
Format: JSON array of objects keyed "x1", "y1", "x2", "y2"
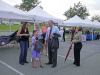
[
  {"x1": 64, "y1": 2, "x2": 89, "y2": 20},
  {"x1": 91, "y1": 15, "x2": 100, "y2": 22},
  {"x1": 19, "y1": 0, "x2": 41, "y2": 11}
]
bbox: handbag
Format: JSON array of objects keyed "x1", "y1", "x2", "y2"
[
  {"x1": 15, "y1": 28, "x2": 23, "y2": 43},
  {"x1": 34, "y1": 41, "x2": 43, "y2": 53},
  {"x1": 15, "y1": 34, "x2": 20, "y2": 42}
]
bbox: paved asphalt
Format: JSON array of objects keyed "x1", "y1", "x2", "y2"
[
  {"x1": 0, "y1": 39, "x2": 100, "y2": 75},
  {"x1": 0, "y1": 31, "x2": 33, "y2": 36},
  {"x1": 0, "y1": 31, "x2": 14, "y2": 36}
]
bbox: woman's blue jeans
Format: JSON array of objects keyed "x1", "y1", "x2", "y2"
[{"x1": 19, "y1": 41, "x2": 28, "y2": 63}]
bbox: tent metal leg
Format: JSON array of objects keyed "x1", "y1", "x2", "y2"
[
  {"x1": 9, "y1": 21, "x2": 11, "y2": 35},
  {"x1": 92, "y1": 28, "x2": 93, "y2": 41}
]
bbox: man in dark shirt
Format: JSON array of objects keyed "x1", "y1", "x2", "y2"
[{"x1": 63, "y1": 26, "x2": 65, "y2": 42}]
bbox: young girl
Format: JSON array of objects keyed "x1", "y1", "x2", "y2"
[{"x1": 31, "y1": 30, "x2": 44, "y2": 68}]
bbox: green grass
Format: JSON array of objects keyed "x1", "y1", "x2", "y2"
[
  {"x1": 0, "y1": 24, "x2": 10, "y2": 31},
  {"x1": 98, "y1": 29, "x2": 100, "y2": 32},
  {"x1": 64, "y1": 26, "x2": 71, "y2": 29},
  {"x1": 0, "y1": 24, "x2": 45, "y2": 31},
  {"x1": 0, "y1": 24, "x2": 22, "y2": 31},
  {"x1": 1, "y1": 24, "x2": 100, "y2": 32},
  {"x1": 65, "y1": 34, "x2": 71, "y2": 38}
]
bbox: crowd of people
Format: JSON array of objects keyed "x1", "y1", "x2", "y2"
[{"x1": 17, "y1": 20, "x2": 83, "y2": 68}]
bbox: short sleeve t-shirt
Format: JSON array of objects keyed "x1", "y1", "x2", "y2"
[
  {"x1": 37, "y1": 29, "x2": 42, "y2": 39},
  {"x1": 71, "y1": 29, "x2": 75, "y2": 35},
  {"x1": 31, "y1": 37, "x2": 36, "y2": 50}
]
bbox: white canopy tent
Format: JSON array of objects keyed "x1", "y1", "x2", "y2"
[
  {"x1": 64, "y1": 15, "x2": 88, "y2": 27},
  {"x1": 64, "y1": 15, "x2": 100, "y2": 41},
  {"x1": 28, "y1": 6, "x2": 63, "y2": 29},
  {"x1": 84, "y1": 18, "x2": 94, "y2": 27},
  {"x1": 28, "y1": 6, "x2": 63, "y2": 23},
  {"x1": 84, "y1": 18, "x2": 100, "y2": 28},
  {"x1": 64, "y1": 15, "x2": 100, "y2": 28},
  {"x1": 93, "y1": 20, "x2": 100, "y2": 28},
  {"x1": 0, "y1": 0, "x2": 63, "y2": 30},
  {"x1": 0, "y1": 0, "x2": 34, "y2": 34},
  {"x1": 0, "y1": 0, "x2": 33, "y2": 21}
]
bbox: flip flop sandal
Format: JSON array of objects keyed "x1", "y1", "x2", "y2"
[
  {"x1": 40, "y1": 65, "x2": 44, "y2": 68},
  {"x1": 32, "y1": 66, "x2": 37, "y2": 68}
]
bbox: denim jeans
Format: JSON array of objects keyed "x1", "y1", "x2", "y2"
[{"x1": 19, "y1": 41, "x2": 28, "y2": 63}]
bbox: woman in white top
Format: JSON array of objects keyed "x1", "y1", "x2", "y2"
[
  {"x1": 59, "y1": 27, "x2": 64, "y2": 42},
  {"x1": 35, "y1": 23, "x2": 42, "y2": 39}
]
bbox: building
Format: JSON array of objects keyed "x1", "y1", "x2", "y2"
[{"x1": 0, "y1": 21, "x2": 21, "y2": 25}]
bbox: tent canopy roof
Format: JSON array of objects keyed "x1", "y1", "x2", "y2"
[
  {"x1": 0, "y1": 0, "x2": 63, "y2": 23},
  {"x1": 93, "y1": 20, "x2": 100, "y2": 25},
  {"x1": 64, "y1": 15, "x2": 84, "y2": 23},
  {"x1": 0, "y1": 0, "x2": 28, "y2": 15},
  {"x1": 64, "y1": 15, "x2": 87, "y2": 27},
  {"x1": 84, "y1": 18, "x2": 93, "y2": 25},
  {"x1": 64, "y1": 15, "x2": 100, "y2": 28},
  {"x1": 0, "y1": 0, "x2": 33, "y2": 21},
  {"x1": 28, "y1": 6, "x2": 58, "y2": 19},
  {"x1": 92, "y1": 20, "x2": 100, "y2": 28},
  {"x1": 28, "y1": 6, "x2": 63, "y2": 23}
]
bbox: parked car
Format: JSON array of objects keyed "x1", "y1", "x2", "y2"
[{"x1": 65, "y1": 28, "x2": 71, "y2": 34}]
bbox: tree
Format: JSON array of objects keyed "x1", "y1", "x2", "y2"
[
  {"x1": 14, "y1": 4, "x2": 20, "y2": 9},
  {"x1": 19, "y1": 0, "x2": 41, "y2": 11},
  {"x1": 64, "y1": 2, "x2": 90, "y2": 20},
  {"x1": 91, "y1": 15, "x2": 100, "y2": 22},
  {"x1": 39, "y1": 5, "x2": 43, "y2": 9}
]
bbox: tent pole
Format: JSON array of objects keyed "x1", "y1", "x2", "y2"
[
  {"x1": 34, "y1": 20, "x2": 36, "y2": 30},
  {"x1": 9, "y1": 20, "x2": 11, "y2": 35},
  {"x1": 92, "y1": 27, "x2": 93, "y2": 41}
]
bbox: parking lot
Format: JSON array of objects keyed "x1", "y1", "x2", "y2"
[{"x1": 0, "y1": 40, "x2": 100, "y2": 75}]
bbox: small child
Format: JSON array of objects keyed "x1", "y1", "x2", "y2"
[{"x1": 31, "y1": 30, "x2": 44, "y2": 68}]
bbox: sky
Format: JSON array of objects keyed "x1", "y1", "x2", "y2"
[{"x1": 2, "y1": 0, "x2": 100, "y2": 20}]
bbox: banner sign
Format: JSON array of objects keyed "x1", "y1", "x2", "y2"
[
  {"x1": 0, "y1": 30, "x2": 20, "y2": 46},
  {"x1": 0, "y1": 37, "x2": 13, "y2": 46}
]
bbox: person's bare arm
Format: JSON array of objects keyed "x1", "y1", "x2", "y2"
[
  {"x1": 32, "y1": 40, "x2": 38, "y2": 46},
  {"x1": 17, "y1": 27, "x2": 29, "y2": 37},
  {"x1": 17, "y1": 27, "x2": 24, "y2": 37}
]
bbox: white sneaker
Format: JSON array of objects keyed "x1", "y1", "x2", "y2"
[
  {"x1": 31, "y1": 58, "x2": 32, "y2": 62},
  {"x1": 36, "y1": 57, "x2": 39, "y2": 61}
]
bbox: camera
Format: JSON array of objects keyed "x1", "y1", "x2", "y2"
[{"x1": 36, "y1": 37, "x2": 38, "y2": 40}]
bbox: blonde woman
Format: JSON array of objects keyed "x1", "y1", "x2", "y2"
[{"x1": 71, "y1": 26, "x2": 82, "y2": 66}]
